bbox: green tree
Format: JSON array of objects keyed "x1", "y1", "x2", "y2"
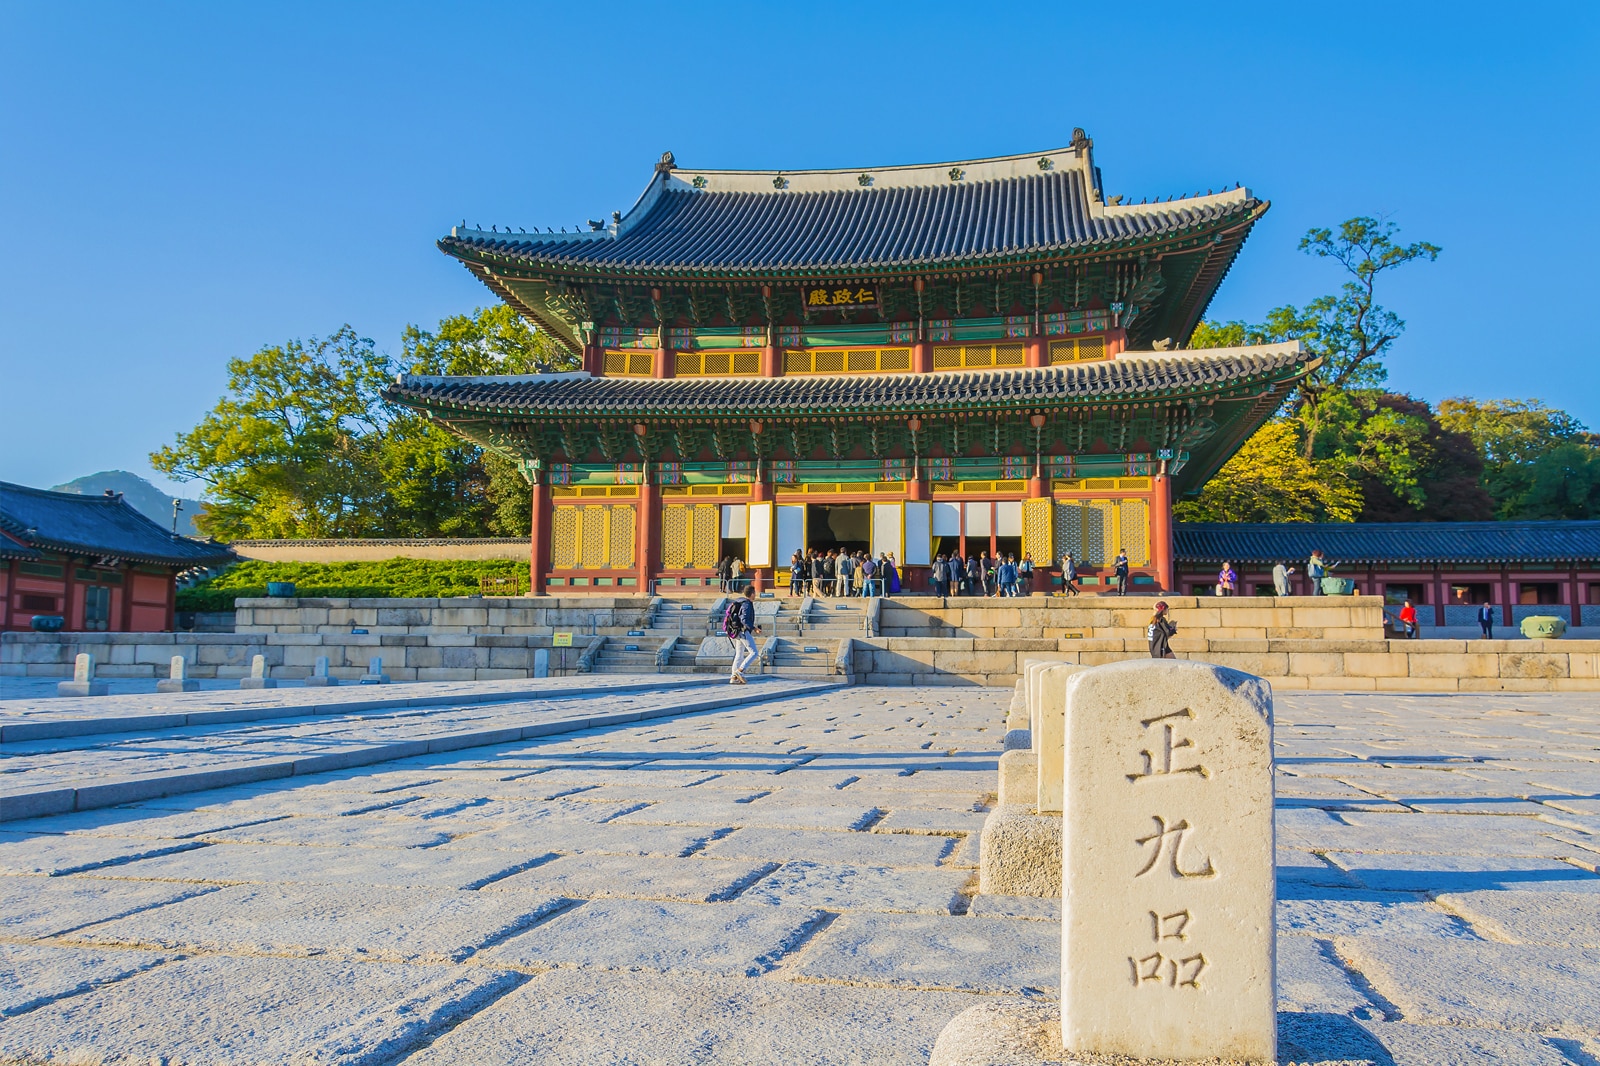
[
  {"x1": 1520, "y1": 443, "x2": 1600, "y2": 519},
  {"x1": 1436, "y1": 397, "x2": 1599, "y2": 518},
  {"x1": 1173, "y1": 420, "x2": 1362, "y2": 523},
  {"x1": 151, "y1": 326, "x2": 392, "y2": 539}
]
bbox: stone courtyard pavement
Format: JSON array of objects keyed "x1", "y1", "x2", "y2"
[{"x1": 1, "y1": 683, "x2": 1598, "y2": 1065}]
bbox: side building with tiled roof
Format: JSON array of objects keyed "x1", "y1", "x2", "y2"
[
  {"x1": 1175, "y1": 522, "x2": 1600, "y2": 630},
  {"x1": 390, "y1": 135, "x2": 1310, "y2": 594},
  {"x1": 1, "y1": 482, "x2": 236, "y2": 632}
]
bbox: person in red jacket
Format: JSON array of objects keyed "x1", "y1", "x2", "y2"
[{"x1": 1398, "y1": 599, "x2": 1419, "y2": 639}]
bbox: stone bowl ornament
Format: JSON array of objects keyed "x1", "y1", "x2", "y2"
[
  {"x1": 30, "y1": 614, "x2": 65, "y2": 632},
  {"x1": 1520, "y1": 615, "x2": 1567, "y2": 639},
  {"x1": 1320, "y1": 577, "x2": 1355, "y2": 596},
  {"x1": 265, "y1": 581, "x2": 297, "y2": 598}
]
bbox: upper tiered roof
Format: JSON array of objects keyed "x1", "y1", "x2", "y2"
[{"x1": 438, "y1": 137, "x2": 1264, "y2": 280}]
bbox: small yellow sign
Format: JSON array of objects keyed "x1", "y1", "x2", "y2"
[
  {"x1": 552, "y1": 632, "x2": 573, "y2": 647},
  {"x1": 803, "y1": 284, "x2": 877, "y2": 309}
]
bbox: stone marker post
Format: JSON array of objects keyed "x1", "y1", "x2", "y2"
[
  {"x1": 361, "y1": 656, "x2": 391, "y2": 685},
  {"x1": 156, "y1": 655, "x2": 200, "y2": 693},
  {"x1": 304, "y1": 655, "x2": 338, "y2": 688},
  {"x1": 239, "y1": 654, "x2": 277, "y2": 690},
  {"x1": 57, "y1": 653, "x2": 109, "y2": 697},
  {"x1": 533, "y1": 648, "x2": 550, "y2": 679},
  {"x1": 1062, "y1": 659, "x2": 1275, "y2": 1063},
  {"x1": 1034, "y1": 662, "x2": 1081, "y2": 815}
]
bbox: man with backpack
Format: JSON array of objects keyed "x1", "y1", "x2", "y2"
[{"x1": 724, "y1": 586, "x2": 761, "y2": 684}]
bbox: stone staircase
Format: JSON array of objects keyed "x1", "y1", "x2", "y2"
[
  {"x1": 650, "y1": 598, "x2": 720, "y2": 639},
  {"x1": 764, "y1": 637, "x2": 839, "y2": 677},
  {"x1": 659, "y1": 636, "x2": 704, "y2": 673},
  {"x1": 800, "y1": 599, "x2": 867, "y2": 636},
  {"x1": 590, "y1": 635, "x2": 672, "y2": 674}
]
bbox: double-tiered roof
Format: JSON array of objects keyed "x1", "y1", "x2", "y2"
[{"x1": 437, "y1": 136, "x2": 1266, "y2": 352}]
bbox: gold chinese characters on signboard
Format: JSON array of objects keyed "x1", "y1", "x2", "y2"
[{"x1": 804, "y1": 284, "x2": 878, "y2": 309}]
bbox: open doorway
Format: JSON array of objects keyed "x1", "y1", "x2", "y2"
[{"x1": 806, "y1": 503, "x2": 870, "y2": 554}]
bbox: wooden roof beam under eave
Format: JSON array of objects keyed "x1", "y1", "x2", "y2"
[{"x1": 458, "y1": 259, "x2": 584, "y2": 357}]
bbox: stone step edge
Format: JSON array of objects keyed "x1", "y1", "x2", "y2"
[
  {"x1": 0, "y1": 676, "x2": 725, "y2": 745},
  {"x1": 0, "y1": 679, "x2": 843, "y2": 824}
]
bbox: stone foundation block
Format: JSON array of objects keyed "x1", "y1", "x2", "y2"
[
  {"x1": 977, "y1": 804, "x2": 1060, "y2": 898},
  {"x1": 997, "y1": 751, "x2": 1036, "y2": 806}
]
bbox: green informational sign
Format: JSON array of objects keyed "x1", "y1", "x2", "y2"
[{"x1": 552, "y1": 632, "x2": 573, "y2": 647}]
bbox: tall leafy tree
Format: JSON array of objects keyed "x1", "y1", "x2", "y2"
[
  {"x1": 1173, "y1": 421, "x2": 1361, "y2": 523},
  {"x1": 1437, "y1": 398, "x2": 1600, "y2": 518},
  {"x1": 152, "y1": 326, "x2": 392, "y2": 539}
]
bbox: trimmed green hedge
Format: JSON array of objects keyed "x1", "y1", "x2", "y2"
[{"x1": 176, "y1": 558, "x2": 527, "y2": 611}]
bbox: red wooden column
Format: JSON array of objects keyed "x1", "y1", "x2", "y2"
[
  {"x1": 1432, "y1": 564, "x2": 1447, "y2": 627},
  {"x1": 636, "y1": 480, "x2": 660, "y2": 595},
  {"x1": 582, "y1": 342, "x2": 602, "y2": 375},
  {"x1": 749, "y1": 477, "x2": 769, "y2": 595},
  {"x1": 1571, "y1": 566, "x2": 1583, "y2": 627},
  {"x1": 1026, "y1": 335, "x2": 1046, "y2": 368},
  {"x1": 1500, "y1": 567, "x2": 1513, "y2": 627},
  {"x1": 529, "y1": 479, "x2": 552, "y2": 597},
  {"x1": 1149, "y1": 468, "x2": 1175, "y2": 593},
  {"x1": 165, "y1": 567, "x2": 177, "y2": 632},
  {"x1": 118, "y1": 566, "x2": 134, "y2": 632}
]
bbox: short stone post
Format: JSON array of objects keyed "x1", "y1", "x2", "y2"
[
  {"x1": 533, "y1": 647, "x2": 550, "y2": 679},
  {"x1": 156, "y1": 655, "x2": 200, "y2": 693},
  {"x1": 1061, "y1": 659, "x2": 1275, "y2": 1063},
  {"x1": 57, "y1": 653, "x2": 109, "y2": 697},
  {"x1": 978, "y1": 662, "x2": 1077, "y2": 898},
  {"x1": 360, "y1": 656, "x2": 391, "y2": 685},
  {"x1": 303, "y1": 655, "x2": 339, "y2": 688},
  {"x1": 239, "y1": 654, "x2": 277, "y2": 689}
]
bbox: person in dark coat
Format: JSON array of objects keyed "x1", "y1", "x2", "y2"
[
  {"x1": 1148, "y1": 601, "x2": 1177, "y2": 659},
  {"x1": 1477, "y1": 602, "x2": 1495, "y2": 639}
]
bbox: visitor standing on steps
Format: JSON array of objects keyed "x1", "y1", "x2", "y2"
[
  {"x1": 1114, "y1": 548, "x2": 1130, "y2": 596},
  {"x1": 1308, "y1": 549, "x2": 1328, "y2": 595},
  {"x1": 1272, "y1": 561, "x2": 1296, "y2": 597},
  {"x1": 1061, "y1": 552, "x2": 1080, "y2": 596},
  {"x1": 789, "y1": 551, "x2": 805, "y2": 597},
  {"x1": 725, "y1": 586, "x2": 761, "y2": 684},
  {"x1": 1217, "y1": 561, "x2": 1238, "y2": 597},
  {"x1": 1019, "y1": 552, "x2": 1035, "y2": 595},
  {"x1": 1478, "y1": 601, "x2": 1495, "y2": 639}
]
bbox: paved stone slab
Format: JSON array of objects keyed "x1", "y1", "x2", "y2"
[
  {"x1": 0, "y1": 806, "x2": 293, "y2": 841},
  {"x1": 70, "y1": 882, "x2": 573, "y2": 962},
  {"x1": 967, "y1": 894, "x2": 1061, "y2": 921},
  {"x1": 1275, "y1": 936, "x2": 1374, "y2": 1014},
  {"x1": 701, "y1": 825, "x2": 956, "y2": 867},
  {"x1": 1436, "y1": 888, "x2": 1600, "y2": 946},
  {"x1": 0, "y1": 954, "x2": 522, "y2": 1064},
  {"x1": 613, "y1": 796, "x2": 880, "y2": 831},
  {"x1": 99, "y1": 841, "x2": 546, "y2": 889},
  {"x1": 480, "y1": 898, "x2": 825, "y2": 977},
  {"x1": 194, "y1": 814, "x2": 457, "y2": 849},
  {"x1": 795, "y1": 912, "x2": 1058, "y2": 993},
  {"x1": 873, "y1": 808, "x2": 990, "y2": 834},
  {"x1": 0, "y1": 832, "x2": 205, "y2": 876},
  {"x1": 482, "y1": 853, "x2": 776, "y2": 903},
  {"x1": 739, "y1": 860, "x2": 970, "y2": 914},
  {"x1": 1327, "y1": 852, "x2": 1600, "y2": 893},
  {"x1": 1276, "y1": 891, "x2": 1478, "y2": 940},
  {"x1": 0, "y1": 874, "x2": 219, "y2": 939},
  {"x1": 1338, "y1": 936, "x2": 1600, "y2": 1029},
  {"x1": 444, "y1": 820, "x2": 719, "y2": 858},
  {"x1": 1277, "y1": 1013, "x2": 1576, "y2": 1066},
  {"x1": 0, "y1": 943, "x2": 172, "y2": 1017},
  {"x1": 401, "y1": 968, "x2": 976, "y2": 1066}
]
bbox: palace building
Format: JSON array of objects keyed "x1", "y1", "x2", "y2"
[{"x1": 387, "y1": 134, "x2": 1316, "y2": 595}]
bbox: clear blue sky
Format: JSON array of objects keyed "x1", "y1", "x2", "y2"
[{"x1": 3, "y1": 2, "x2": 1596, "y2": 496}]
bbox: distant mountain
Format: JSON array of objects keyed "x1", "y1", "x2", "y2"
[{"x1": 51, "y1": 470, "x2": 203, "y2": 536}]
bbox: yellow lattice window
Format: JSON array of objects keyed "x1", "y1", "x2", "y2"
[
  {"x1": 603, "y1": 350, "x2": 654, "y2": 377},
  {"x1": 551, "y1": 507, "x2": 580, "y2": 570},
  {"x1": 931, "y1": 480, "x2": 1028, "y2": 495},
  {"x1": 784, "y1": 348, "x2": 912, "y2": 375},
  {"x1": 661, "y1": 503, "x2": 721, "y2": 569},
  {"x1": 1049, "y1": 336, "x2": 1108, "y2": 364},
  {"x1": 931, "y1": 344, "x2": 1026, "y2": 370},
  {"x1": 609, "y1": 504, "x2": 636, "y2": 568},
  {"x1": 1023, "y1": 497, "x2": 1054, "y2": 563},
  {"x1": 691, "y1": 504, "x2": 719, "y2": 569},
  {"x1": 580, "y1": 510, "x2": 607, "y2": 569},
  {"x1": 1051, "y1": 498, "x2": 1148, "y2": 567},
  {"x1": 676, "y1": 350, "x2": 761, "y2": 377},
  {"x1": 1118, "y1": 498, "x2": 1150, "y2": 566},
  {"x1": 661, "y1": 484, "x2": 750, "y2": 498}
]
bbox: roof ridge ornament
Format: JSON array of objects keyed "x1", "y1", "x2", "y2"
[{"x1": 656, "y1": 151, "x2": 677, "y2": 174}]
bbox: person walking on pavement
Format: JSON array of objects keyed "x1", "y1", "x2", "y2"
[
  {"x1": 1147, "y1": 601, "x2": 1177, "y2": 659},
  {"x1": 725, "y1": 586, "x2": 761, "y2": 684},
  {"x1": 1114, "y1": 548, "x2": 1130, "y2": 596},
  {"x1": 1272, "y1": 561, "x2": 1296, "y2": 597},
  {"x1": 1061, "y1": 552, "x2": 1080, "y2": 596},
  {"x1": 1478, "y1": 601, "x2": 1495, "y2": 639}
]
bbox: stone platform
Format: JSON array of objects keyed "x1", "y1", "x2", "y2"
[{"x1": 0, "y1": 681, "x2": 1597, "y2": 1064}]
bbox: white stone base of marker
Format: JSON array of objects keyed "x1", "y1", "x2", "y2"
[
  {"x1": 156, "y1": 655, "x2": 200, "y2": 693},
  {"x1": 978, "y1": 805, "x2": 1061, "y2": 898},
  {"x1": 1062, "y1": 660, "x2": 1275, "y2": 1064},
  {"x1": 57, "y1": 653, "x2": 108, "y2": 697},
  {"x1": 359, "y1": 657, "x2": 391, "y2": 685},
  {"x1": 303, "y1": 656, "x2": 339, "y2": 688},
  {"x1": 239, "y1": 654, "x2": 277, "y2": 690}
]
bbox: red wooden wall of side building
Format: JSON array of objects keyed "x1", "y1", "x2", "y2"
[{"x1": 1, "y1": 557, "x2": 177, "y2": 633}]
